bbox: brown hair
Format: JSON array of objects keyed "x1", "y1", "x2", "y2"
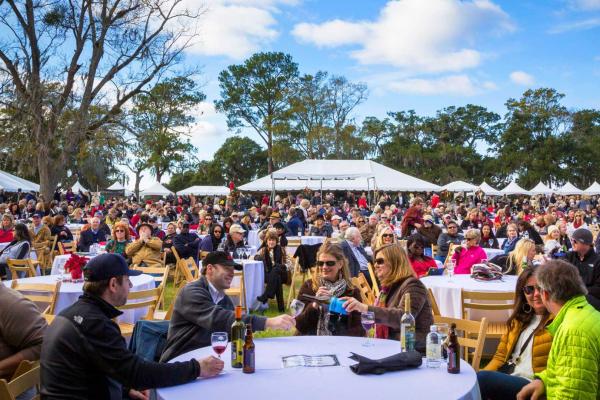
[
  {"x1": 111, "y1": 221, "x2": 131, "y2": 241},
  {"x1": 506, "y1": 266, "x2": 550, "y2": 332},
  {"x1": 374, "y1": 243, "x2": 415, "y2": 287},
  {"x1": 83, "y1": 275, "x2": 125, "y2": 297},
  {"x1": 311, "y1": 239, "x2": 353, "y2": 291},
  {"x1": 53, "y1": 214, "x2": 65, "y2": 226}
]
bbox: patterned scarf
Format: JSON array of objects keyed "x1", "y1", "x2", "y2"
[
  {"x1": 375, "y1": 286, "x2": 390, "y2": 339},
  {"x1": 316, "y1": 277, "x2": 348, "y2": 336}
]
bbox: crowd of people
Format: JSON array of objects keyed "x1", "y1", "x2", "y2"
[{"x1": 0, "y1": 187, "x2": 600, "y2": 399}]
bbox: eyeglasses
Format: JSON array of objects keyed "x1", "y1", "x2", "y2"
[
  {"x1": 382, "y1": 233, "x2": 394, "y2": 238},
  {"x1": 214, "y1": 230, "x2": 222, "y2": 234},
  {"x1": 523, "y1": 285, "x2": 536, "y2": 295},
  {"x1": 114, "y1": 229, "x2": 125, "y2": 233},
  {"x1": 375, "y1": 258, "x2": 386, "y2": 265},
  {"x1": 316, "y1": 260, "x2": 337, "y2": 267}
]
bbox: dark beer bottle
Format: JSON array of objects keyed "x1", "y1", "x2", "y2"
[
  {"x1": 243, "y1": 324, "x2": 255, "y2": 374},
  {"x1": 231, "y1": 306, "x2": 245, "y2": 368},
  {"x1": 447, "y1": 323, "x2": 460, "y2": 374}
]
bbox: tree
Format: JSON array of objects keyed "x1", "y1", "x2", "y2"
[
  {"x1": 128, "y1": 76, "x2": 205, "y2": 182},
  {"x1": 567, "y1": 110, "x2": 600, "y2": 187},
  {"x1": 0, "y1": 0, "x2": 199, "y2": 198},
  {"x1": 215, "y1": 52, "x2": 299, "y2": 174}
]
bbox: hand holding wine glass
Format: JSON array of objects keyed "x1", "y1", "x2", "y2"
[
  {"x1": 211, "y1": 332, "x2": 228, "y2": 359},
  {"x1": 289, "y1": 299, "x2": 305, "y2": 318}
]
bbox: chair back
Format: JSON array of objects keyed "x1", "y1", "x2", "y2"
[
  {"x1": 58, "y1": 241, "x2": 77, "y2": 255},
  {"x1": 427, "y1": 288, "x2": 441, "y2": 317},
  {"x1": 0, "y1": 364, "x2": 40, "y2": 400},
  {"x1": 177, "y1": 257, "x2": 199, "y2": 283},
  {"x1": 351, "y1": 273, "x2": 376, "y2": 306},
  {"x1": 461, "y1": 290, "x2": 515, "y2": 320},
  {"x1": 117, "y1": 287, "x2": 162, "y2": 320},
  {"x1": 10, "y1": 360, "x2": 38, "y2": 382},
  {"x1": 225, "y1": 270, "x2": 246, "y2": 308},
  {"x1": 366, "y1": 262, "x2": 379, "y2": 296},
  {"x1": 11, "y1": 280, "x2": 61, "y2": 315},
  {"x1": 433, "y1": 315, "x2": 488, "y2": 371},
  {"x1": 7, "y1": 259, "x2": 37, "y2": 280}
]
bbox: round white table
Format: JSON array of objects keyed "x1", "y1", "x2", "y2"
[
  {"x1": 248, "y1": 229, "x2": 261, "y2": 249},
  {"x1": 483, "y1": 248, "x2": 504, "y2": 260},
  {"x1": 4, "y1": 274, "x2": 155, "y2": 323},
  {"x1": 421, "y1": 275, "x2": 517, "y2": 321},
  {"x1": 301, "y1": 236, "x2": 325, "y2": 245},
  {"x1": 157, "y1": 336, "x2": 481, "y2": 400},
  {"x1": 231, "y1": 259, "x2": 265, "y2": 311}
]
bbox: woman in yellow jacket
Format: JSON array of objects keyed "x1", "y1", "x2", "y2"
[{"x1": 477, "y1": 266, "x2": 553, "y2": 400}]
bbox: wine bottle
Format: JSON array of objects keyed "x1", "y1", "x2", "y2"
[
  {"x1": 231, "y1": 305, "x2": 245, "y2": 369},
  {"x1": 243, "y1": 324, "x2": 255, "y2": 374},
  {"x1": 400, "y1": 293, "x2": 416, "y2": 352},
  {"x1": 447, "y1": 323, "x2": 460, "y2": 374}
]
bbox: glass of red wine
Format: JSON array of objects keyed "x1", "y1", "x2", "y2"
[
  {"x1": 361, "y1": 311, "x2": 375, "y2": 347},
  {"x1": 211, "y1": 332, "x2": 228, "y2": 359}
]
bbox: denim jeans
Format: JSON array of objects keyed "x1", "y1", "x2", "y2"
[{"x1": 477, "y1": 370, "x2": 530, "y2": 400}]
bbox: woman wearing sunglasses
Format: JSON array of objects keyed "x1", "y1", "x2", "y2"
[
  {"x1": 477, "y1": 266, "x2": 552, "y2": 400},
  {"x1": 371, "y1": 226, "x2": 396, "y2": 251},
  {"x1": 199, "y1": 224, "x2": 224, "y2": 253},
  {"x1": 105, "y1": 221, "x2": 132, "y2": 257},
  {"x1": 342, "y1": 243, "x2": 433, "y2": 352},
  {"x1": 294, "y1": 240, "x2": 364, "y2": 337}
]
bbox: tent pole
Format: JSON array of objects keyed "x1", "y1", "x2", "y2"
[{"x1": 270, "y1": 172, "x2": 276, "y2": 207}]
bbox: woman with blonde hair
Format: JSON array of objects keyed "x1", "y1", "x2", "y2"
[
  {"x1": 543, "y1": 225, "x2": 561, "y2": 256},
  {"x1": 371, "y1": 225, "x2": 397, "y2": 250},
  {"x1": 343, "y1": 243, "x2": 433, "y2": 351},
  {"x1": 490, "y1": 238, "x2": 537, "y2": 275},
  {"x1": 69, "y1": 208, "x2": 86, "y2": 224},
  {"x1": 295, "y1": 239, "x2": 364, "y2": 337}
]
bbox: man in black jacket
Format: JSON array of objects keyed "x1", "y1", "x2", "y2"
[
  {"x1": 562, "y1": 228, "x2": 600, "y2": 310},
  {"x1": 78, "y1": 217, "x2": 109, "y2": 252},
  {"x1": 161, "y1": 251, "x2": 295, "y2": 362},
  {"x1": 173, "y1": 222, "x2": 200, "y2": 261},
  {"x1": 40, "y1": 254, "x2": 223, "y2": 399}
]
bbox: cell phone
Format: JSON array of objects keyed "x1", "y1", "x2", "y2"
[{"x1": 427, "y1": 267, "x2": 445, "y2": 276}]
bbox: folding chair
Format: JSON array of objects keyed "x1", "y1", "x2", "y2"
[
  {"x1": 132, "y1": 264, "x2": 170, "y2": 309},
  {"x1": 58, "y1": 241, "x2": 77, "y2": 255},
  {"x1": 225, "y1": 270, "x2": 246, "y2": 309},
  {"x1": 117, "y1": 287, "x2": 163, "y2": 337},
  {"x1": 11, "y1": 280, "x2": 61, "y2": 315},
  {"x1": 32, "y1": 241, "x2": 51, "y2": 275},
  {"x1": 461, "y1": 290, "x2": 514, "y2": 339},
  {"x1": 0, "y1": 364, "x2": 40, "y2": 400},
  {"x1": 433, "y1": 315, "x2": 488, "y2": 372},
  {"x1": 427, "y1": 288, "x2": 441, "y2": 317},
  {"x1": 7, "y1": 259, "x2": 37, "y2": 280},
  {"x1": 351, "y1": 273, "x2": 376, "y2": 306},
  {"x1": 366, "y1": 262, "x2": 380, "y2": 296}
]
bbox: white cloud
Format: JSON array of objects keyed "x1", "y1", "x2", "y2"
[
  {"x1": 292, "y1": 0, "x2": 514, "y2": 73},
  {"x1": 510, "y1": 71, "x2": 535, "y2": 86},
  {"x1": 184, "y1": 0, "x2": 299, "y2": 59},
  {"x1": 388, "y1": 75, "x2": 496, "y2": 96},
  {"x1": 569, "y1": 0, "x2": 600, "y2": 10},
  {"x1": 548, "y1": 17, "x2": 600, "y2": 33}
]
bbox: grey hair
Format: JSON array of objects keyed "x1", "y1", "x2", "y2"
[
  {"x1": 535, "y1": 260, "x2": 587, "y2": 304},
  {"x1": 345, "y1": 226, "x2": 361, "y2": 240}
]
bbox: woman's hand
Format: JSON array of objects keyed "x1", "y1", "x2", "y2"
[
  {"x1": 315, "y1": 287, "x2": 332, "y2": 299},
  {"x1": 341, "y1": 297, "x2": 368, "y2": 313}
]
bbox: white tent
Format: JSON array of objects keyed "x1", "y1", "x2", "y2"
[
  {"x1": 476, "y1": 181, "x2": 502, "y2": 196},
  {"x1": 239, "y1": 160, "x2": 441, "y2": 192},
  {"x1": 584, "y1": 181, "x2": 600, "y2": 195},
  {"x1": 442, "y1": 180, "x2": 477, "y2": 192},
  {"x1": 500, "y1": 181, "x2": 530, "y2": 195},
  {"x1": 178, "y1": 186, "x2": 230, "y2": 196},
  {"x1": 140, "y1": 182, "x2": 173, "y2": 197},
  {"x1": 0, "y1": 170, "x2": 40, "y2": 192},
  {"x1": 556, "y1": 182, "x2": 583, "y2": 195},
  {"x1": 107, "y1": 182, "x2": 126, "y2": 191},
  {"x1": 529, "y1": 182, "x2": 554, "y2": 195},
  {"x1": 71, "y1": 180, "x2": 89, "y2": 193}
]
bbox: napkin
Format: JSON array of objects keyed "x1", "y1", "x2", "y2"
[{"x1": 349, "y1": 351, "x2": 422, "y2": 375}]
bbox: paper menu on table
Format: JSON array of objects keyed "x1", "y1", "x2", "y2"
[{"x1": 282, "y1": 354, "x2": 340, "y2": 368}]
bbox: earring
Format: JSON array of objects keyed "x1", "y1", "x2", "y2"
[{"x1": 522, "y1": 303, "x2": 532, "y2": 313}]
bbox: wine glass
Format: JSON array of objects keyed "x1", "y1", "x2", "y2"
[
  {"x1": 361, "y1": 311, "x2": 375, "y2": 347},
  {"x1": 446, "y1": 260, "x2": 455, "y2": 282},
  {"x1": 211, "y1": 332, "x2": 228, "y2": 359},
  {"x1": 289, "y1": 299, "x2": 305, "y2": 318}
]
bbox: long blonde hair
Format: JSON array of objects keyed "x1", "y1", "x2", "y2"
[
  {"x1": 507, "y1": 238, "x2": 536, "y2": 274},
  {"x1": 311, "y1": 239, "x2": 353, "y2": 291},
  {"x1": 371, "y1": 225, "x2": 397, "y2": 250},
  {"x1": 374, "y1": 243, "x2": 415, "y2": 287}
]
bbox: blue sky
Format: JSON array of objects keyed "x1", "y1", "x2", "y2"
[{"x1": 139, "y1": 0, "x2": 600, "y2": 187}]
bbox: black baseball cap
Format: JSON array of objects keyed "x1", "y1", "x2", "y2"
[
  {"x1": 202, "y1": 251, "x2": 243, "y2": 270},
  {"x1": 572, "y1": 229, "x2": 593, "y2": 246},
  {"x1": 84, "y1": 253, "x2": 142, "y2": 282}
]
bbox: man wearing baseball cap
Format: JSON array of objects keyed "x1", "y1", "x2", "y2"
[
  {"x1": 41, "y1": 254, "x2": 223, "y2": 399},
  {"x1": 161, "y1": 251, "x2": 295, "y2": 362},
  {"x1": 29, "y1": 211, "x2": 51, "y2": 251},
  {"x1": 561, "y1": 228, "x2": 600, "y2": 310}
]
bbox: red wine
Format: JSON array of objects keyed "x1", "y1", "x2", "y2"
[{"x1": 213, "y1": 345, "x2": 227, "y2": 356}]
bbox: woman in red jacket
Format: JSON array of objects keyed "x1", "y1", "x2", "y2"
[
  {"x1": 407, "y1": 234, "x2": 437, "y2": 277},
  {"x1": 0, "y1": 214, "x2": 14, "y2": 243}
]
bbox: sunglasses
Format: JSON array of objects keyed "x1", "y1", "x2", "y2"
[
  {"x1": 114, "y1": 229, "x2": 125, "y2": 233},
  {"x1": 375, "y1": 258, "x2": 386, "y2": 265},
  {"x1": 316, "y1": 260, "x2": 337, "y2": 267},
  {"x1": 205, "y1": 218, "x2": 212, "y2": 220},
  {"x1": 214, "y1": 230, "x2": 222, "y2": 234},
  {"x1": 523, "y1": 285, "x2": 541, "y2": 295},
  {"x1": 382, "y1": 234, "x2": 394, "y2": 238},
  {"x1": 357, "y1": 220, "x2": 365, "y2": 223}
]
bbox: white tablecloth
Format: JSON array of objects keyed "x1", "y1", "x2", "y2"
[
  {"x1": 66, "y1": 223, "x2": 85, "y2": 231},
  {"x1": 301, "y1": 236, "x2": 325, "y2": 245},
  {"x1": 157, "y1": 336, "x2": 480, "y2": 400},
  {"x1": 248, "y1": 230, "x2": 260, "y2": 249},
  {"x1": 51, "y1": 253, "x2": 102, "y2": 275},
  {"x1": 483, "y1": 248, "x2": 505, "y2": 260},
  {"x1": 230, "y1": 260, "x2": 265, "y2": 311},
  {"x1": 4, "y1": 274, "x2": 155, "y2": 323},
  {"x1": 422, "y1": 275, "x2": 517, "y2": 321}
]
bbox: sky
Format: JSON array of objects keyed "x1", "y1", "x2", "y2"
[{"x1": 135, "y1": 0, "x2": 600, "y2": 189}]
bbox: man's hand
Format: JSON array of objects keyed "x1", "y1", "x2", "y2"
[
  {"x1": 198, "y1": 355, "x2": 224, "y2": 378},
  {"x1": 517, "y1": 379, "x2": 545, "y2": 400},
  {"x1": 265, "y1": 314, "x2": 295, "y2": 330},
  {"x1": 128, "y1": 389, "x2": 149, "y2": 400}
]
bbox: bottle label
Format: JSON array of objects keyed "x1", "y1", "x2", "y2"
[
  {"x1": 244, "y1": 347, "x2": 255, "y2": 370},
  {"x1": 231, "y1": 339, "x2": 244, "y2": 367}
]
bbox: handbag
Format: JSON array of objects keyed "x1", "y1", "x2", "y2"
[
  {"x1": 471, "y1": 263, "x2": 504, "y2": 281},
  {"x1": 497, "y1": 328, "x2": 536, "y2": 375}
]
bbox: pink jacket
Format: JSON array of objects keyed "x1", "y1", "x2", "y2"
[{"x1": 451, "y1": 246, "x2": 487, "y2": 274}]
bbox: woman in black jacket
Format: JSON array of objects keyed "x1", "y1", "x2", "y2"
[
  {"x1": 254, "y1": 229, "x2": 288, "y2": 312},
  {"x1": 480, "y1": 222, "x2": 499, "y2": 249}
]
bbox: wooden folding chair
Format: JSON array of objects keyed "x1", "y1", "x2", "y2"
[
  {"x1": 366, "y1": 262, "x2": 380, "y2": 296},
  {"x1": 58, "y1": 241, "x2": 77, "y2": 255},
  {"x1": 0, "y1": 364, "x2": 40, "y2": 400},
  {"x1": 11, "y1": 280, "x2": 61, "y2": 315},
  {"x1": 176, "y1": 257, "x2": 200, "y2": 283},
  {"x1": 117, "y1": 287, "x2": 163, "y2": 337},
  {"x1": 132, "y1": 264, "x2": 170, "y2": 309},
  {"x1": 461, "y1": 290, "x2": 514, "y2": 339},
  {"x1": 225, "y1": 270, "x2": 246, "y2": 309},
  {"x1": 7, "y1": 259, "x2": 37, "y2": 280},
  {"x1": 49, "y1": 235, "x2": 59, "y2": 262},
  {"x1": 10, "y1": 360, "x2": 39, "y2": 381},
  {"x1": 351, "y1": 273, "x2": 376, "y2": 306},
  {"x1": 427, "y1": 288, "x2": 441, "y2": 316},
  {"x1": 32, "y1": 241, "x2": 51, "y2": 275},
  {"x1": 154, "y1": 282, "x2": 188, "y2": 320},
  {"x1": 433, "y1": 315, "x2": 488, "y2": 372},
  {"x1": 286, "y1": 258, "x2": 314, "y2": 308}
]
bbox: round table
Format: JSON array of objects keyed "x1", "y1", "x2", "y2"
[
  {"x1": 51, "y1": 253, "x2": 102, "y2": 275},
  {"x1": 157, "y1": 336, "x2": 481, "y2": 400},
  {"x1": 483, "y1": 248, "x2": 504, "y2": 260},
  {"x1": 301, "y1": 236, "x2": 325, "y2": 245},
  {"x1": 421, "y1": 275, "x2": 517, "y2": 321},
  {"x1": 4, "y1": 274, "x2": 155, "y2": 324}
]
